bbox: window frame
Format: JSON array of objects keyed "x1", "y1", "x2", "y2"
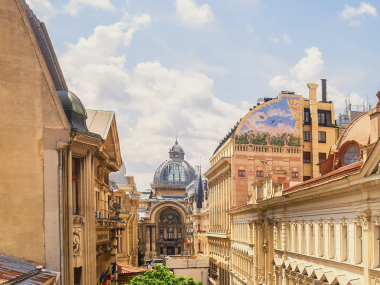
[
  {"x1": 319, "y1": 153, "x2": 326, "y2": 163},
  {"x1": 303, "y1": 152, "x2": 311, "y2": 163},
  {"x1": 256, "y1": 171, "x2": 264, "y2": 177},
  {"x1": 303, "y1": 130, "x2": 310, "y2": 141},
  {"x1": 292, "y1": 172, "x2": 299, "y2": 178},
  {"x1": 318, "y1": 131, "x2": 326, "y2": 143},
  {"x1": 238, "y1": 170, "x2": 246, "y2": 177},
  {"x1": 304, "y1": 109, "x2": 310, "y2": 124}
]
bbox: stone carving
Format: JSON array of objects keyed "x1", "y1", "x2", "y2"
[
  {"x1": 361, "y1": 210, "x2": 372, "y2": 229},
  {"x1": 73, "y1": 232, "x2": 80, "y2": 256}
]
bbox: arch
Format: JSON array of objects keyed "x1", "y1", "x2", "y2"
[{"x1": 148, "y1": 201, "x2": 187, "y2": 223}]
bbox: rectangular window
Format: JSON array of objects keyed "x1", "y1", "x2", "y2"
[
  {"x1": 318, "y1": 112, "x2": 326, "y2": 125},
  {"x1": 319, "y1": 224, "x2": 324, "y2": 257},
  {"x1": 178, "y1": 228, "x2": 182, "y2": 239},
  {"x1": 329, "y1": 225, "x2": 335, "y2": 259},
  {"x1": 257, "y1": 171, "x2": 264, "y2": 177},
  {"x1": 178, "y1": 247, "x2": 182, "y2": 254},
  {"x1": 168, "y1": 228, "x2": 174, "y2": 239},
  {"x1": 292, "y1": 172, "x2": 299, "y2": 178},
  {"x1": 72, "y1": 158, "x2": 80, "y2": 215},
  {"x1": 160, "y1": 247, "x2": 164, "y2": 254},
  {"x1": 356, "y1": 225, "x2": 362, "y2": 264},
  {"x1": 303, "y1": 130, "x2": 310, "y2": 141},
  {"x1": 304, "y1": 109, "x2": 310, "y2": 123},
  {"x1": 238, "y1": 170, "x2": 246, "y2": 177},
  {"x1": 160, "y1": 228, "x2": 164, "y2": 239},
  {"x1": 309, "y1": 224, "x2": 314, "y2": 255},
  {"x1": 303, "y1": 176, "x2": 311, "y2": 181},
  {"x1": 74, "y1": 267, "x2": 82, "y2": 285},
  {"x1": 318, "y1": 131, "x2": 326, "y2": 143},
  {"x1": 303, "y1": 152, "x2": 311, "y2": 163},
  {"x1": 341, "y1": 225, "x2": 348, "y2": 262},
  {"x1": 319, "y1": 153, "x2": 326, "y2": 163}
]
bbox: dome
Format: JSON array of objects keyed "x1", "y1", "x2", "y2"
[
  {"x1": 153, "y1": 140, "x2": 195, "y2": 187},
  {"x1": 57, "y1": 90, "x2": 88, "y2": 132},
  {"x1": 336, "y1": 112, "x2": 370, "y2": 149}
]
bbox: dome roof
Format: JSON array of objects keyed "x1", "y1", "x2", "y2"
[
  {"x1": 57, "y1": 91, "x2": 87, "y2": 117},
  {"x1": 336, "y1": 112, "x2": 370, "y2": 149},
  {"x1": 170, "y1": 141, "x2": 184, "y2": 153},
  {"x1": 153, "y1": 140, "x2": 195, "y2": 187}
]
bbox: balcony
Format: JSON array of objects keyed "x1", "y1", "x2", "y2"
[{"x1": 157, "y1": 238, "x2": 183, "y2": 243}]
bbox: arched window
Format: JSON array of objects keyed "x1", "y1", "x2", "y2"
[{"x1": 343, "y1": 146, "x2": 360, "y2": 165}]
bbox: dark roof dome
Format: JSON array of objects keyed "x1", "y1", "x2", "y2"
[
  {"x1": 57, "y1": 90, "x2": 88, "y2": 132},
  {"x1": 153, "y1": 140, "x2": 196, "y2": 187}
]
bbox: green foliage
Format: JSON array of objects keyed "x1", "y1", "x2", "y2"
[
  {"x1": 138, "y1": 250, "x2": 145, "y2": 267},
  {"x1": 234, "y1": 130, "x2": 301, "y2": 147},
  {"x1": 130, "y1": 265, "x2": 203, "y2": 285}
]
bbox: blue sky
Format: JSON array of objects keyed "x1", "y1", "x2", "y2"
[{"x1": 26, "y1": 0, "x2": 380, "y2": 190}]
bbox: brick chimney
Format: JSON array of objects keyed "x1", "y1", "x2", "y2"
[{"x1": 321, "y1": 79, "x2": 327, "y2": 102}]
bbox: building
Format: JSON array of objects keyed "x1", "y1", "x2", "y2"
[
  {"x1": 0, "y1": 1, "x2": 128, "y2": 284},
  {"x1": 110, "y1": 164, "x2": 141, "y2": 267},
  {"x1": 138, "y1": 140, "x2": 195, "y2": 259},
  {"x1": 228, "y1": 92, "x2": 380, "y2": 285},
  {"x1": 185, "y1": 167, "x2": 209, "y2": 256}
]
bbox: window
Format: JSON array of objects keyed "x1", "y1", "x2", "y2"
[
  {"x1": 303, "y1": 130, "x2": 310, "y2": 141},
  {"x1": 343, "y1": 146, "x2": 360, "y2": 165},
  {"x1": 318, "y1": 131, "x2": 326, "y2": 143},
  {"x1": 160, "y1": 247, "x2": 164, "y2": 254},
  {"x1": 178, "y1": 247, "x2": 182, "y2": 254},
  {"x1": 74, "y1": 267, "x2": 82, "y2": 285},
  {"x1": 160, "y1": 228, "x2": 164, "y2": 239},
  {"x1": 72, "y1": 158, "x2": 80, "y2": 215},
  {"x1": 304, "y1": 109, "x2": 310, "y2": 123},
  {"x1": 238, "y1": 170, "x2": 246, "y2": 177},
  {"x1": 178, "y1": 228, "x2": 182, "y2": 239},
  {"x1": 341, "y1": 225, "x2": 348, "y2": 261},
  {"x1": 356, "y1": 225, "x2": 362, "y2": 264},
  {"x1": 303, "y1": 152, "x2": 311, "y2": 163},
  {"x1": 319, "y1": 224, "x2": 324, "y2": 257},
  {"x1": 168, "y1": 228, "x2": 174, "y2": 239},
  {"x1": 303, "y1": 176, "x2": 311, "y2": 181},
  {"x1": 309, "y1": 224, "x2": 314, "y2": 255},
  {"x1": 257, "y1": 171, "x2": 264, "y2": 177},
  {"x1": 329, "y1": 225, "x2": 335, "y2": 259},
  {"x1": 292, "y1": 172, "x2": 299, "y2": 178},
  {"x1": 318, "y1": 112, "x2": 326, "y2": 125},
  {"x1": 319, "y1": 153, "x2": 326, "y2": 163}
]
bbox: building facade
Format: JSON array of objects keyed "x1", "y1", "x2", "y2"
[{"x1": 138, "y1": 141, "x2": 195, "y2": 259}]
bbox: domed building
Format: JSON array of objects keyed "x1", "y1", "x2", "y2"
[
  {"x1": 138, "y1": 140, "x2": 196, "y2": 259},
  {"x1": 151, "y1": 140, "x2": 196, "y2": 197}
]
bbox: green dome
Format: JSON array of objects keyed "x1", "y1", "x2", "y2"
[{"x1": 57, "y1": 91, "x2": 87, "y2": 118}]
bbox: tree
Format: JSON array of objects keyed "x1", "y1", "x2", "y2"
[
  {"x1": 138, "y1": 250, "x2": 145, "y2": 267},
  {"x1": 130, "y1": 265, "x2": 203, "y2": 285}
]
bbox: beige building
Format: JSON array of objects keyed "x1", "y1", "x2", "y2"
[
  {"x1": 138, "y1": 141, "x2": 195, "y2": 259},
  {"x1": 0, "y1": 1, "x2": 133, "y2": 284}
]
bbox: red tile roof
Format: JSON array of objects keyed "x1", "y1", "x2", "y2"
[{"x1": 283, "y1": 161, "x2": 363, "y2": 194}]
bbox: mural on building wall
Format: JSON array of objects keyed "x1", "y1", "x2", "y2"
[{"x1": 235, "y1": 97, "x2": 302, "y2": 146}]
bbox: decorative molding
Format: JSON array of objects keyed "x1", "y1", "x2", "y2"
[
  {"x1": 73, "y1": 231, "x2": 80, "y2": 256},
  {"x1": 361, "y1": 209, "x2": 372, "y2": 229}
]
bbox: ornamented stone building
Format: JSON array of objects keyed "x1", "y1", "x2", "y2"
[
  {"x1": 138, "y1": 140, "x2": 195, "y2": 259},
  {"x1": 0, "y1": 1, "x2": 130, "y2": 284}
]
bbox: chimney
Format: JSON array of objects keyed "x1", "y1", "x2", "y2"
[{"x1": 321, "y1": 79, "x2": 327, "y2": 102}]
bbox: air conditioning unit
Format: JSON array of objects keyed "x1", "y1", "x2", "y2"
[{"x1": 95, "y1": 211, "x2": 102, "y2": 219}]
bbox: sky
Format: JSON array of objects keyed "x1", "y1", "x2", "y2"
[{"x1": 26, "y1": 0, "x2": 380, "y2": 190}]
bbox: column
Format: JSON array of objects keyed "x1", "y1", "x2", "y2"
[
  {"x1": 152, "y1": 226, "x2": 156, "y2": 252},
  {"x1": 145, "y1": 226, "x2": 150, "y2": 253},
  {"x1": 307, "y1": 83, "x2": 319, "y2": 178},
  {"x1": 362, "y1": 210, "x2": 371, "y2": 285}
]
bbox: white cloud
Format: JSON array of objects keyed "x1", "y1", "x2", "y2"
[
  {"x1": 59, "y1": 15, "x2": 248, "y2": 190},
  {"x1": 191, "y1": 60, "x2": 230, "y2": 76},
  {"x1": 282, "y1": 33, "x2": 291, "y2": 43},
  {"x1": 174, "y1": 0, "x2": 215, "y2": 27},
  {"x1": 268, "y1": 47, "x2": 365, "y2": 115},
  {"x1": 65, "y1": 0, "x2": 116, "y2": 16},
  {"x1": 25, "y1": 0, "x2": 56, "y2": 22},
  {"x1": 339, "y1": 2, "x2": 377, "y2": 26},
  {"x1": 247, "y1": 24, "x2": 253, "y2": 34},
  {"x1": 270, "y1": 37, "x2": 280, "y2": 44}
]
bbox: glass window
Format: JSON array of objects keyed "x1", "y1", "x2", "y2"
[
  {"x1": 318, "y1": 131, "x2": 326, "y2": 143},
  {"x1": 160, "y1": 228, "x2": 164, "y2": 239},
  {"x1": 178, "y1": 247, "x2": 182, "y2": 254},
  {"x1": 257, "y1": 171, "x2": 264, "y2": 177},
  {"x1": 168, "y1": 228, "x2": 174, "y2": 239},
  {"x1": 178, "y1": 228, "x2": 182, "y2": 239},
  {"x1": 319, "y1": 153, "x2": 326, "y2": 163},
  {"x1": 292, "y1": 172, "x2": 299, "y2": 178},
  {"x1": 303, "y1": 131, "x2": 310, "y2": 141},
  {"x1": 238, "y1": 170, "x2": 245, "y2": 177},
  {"x1": 303, "y1": 152, "x2": 311, "y2": 163},
  {"x1": 72, "y1": 158, "x2": 80, "y2": 215},
  {"x1": 304, "y1": 110, "x2": 310, "y2": 123},
  {"x1": 318, "y1": 112, "x2": 326, "y2": 124},
  {"x1": 160, "y1": 247, "x2": 164, "y2": 254},
  {"x1": 343, "y1": 146, "x2": 360, "y2": 165}
]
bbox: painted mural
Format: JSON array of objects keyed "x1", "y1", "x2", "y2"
[{"x1": 235, "y1": 97, "x2": 302, "y2": 147}]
